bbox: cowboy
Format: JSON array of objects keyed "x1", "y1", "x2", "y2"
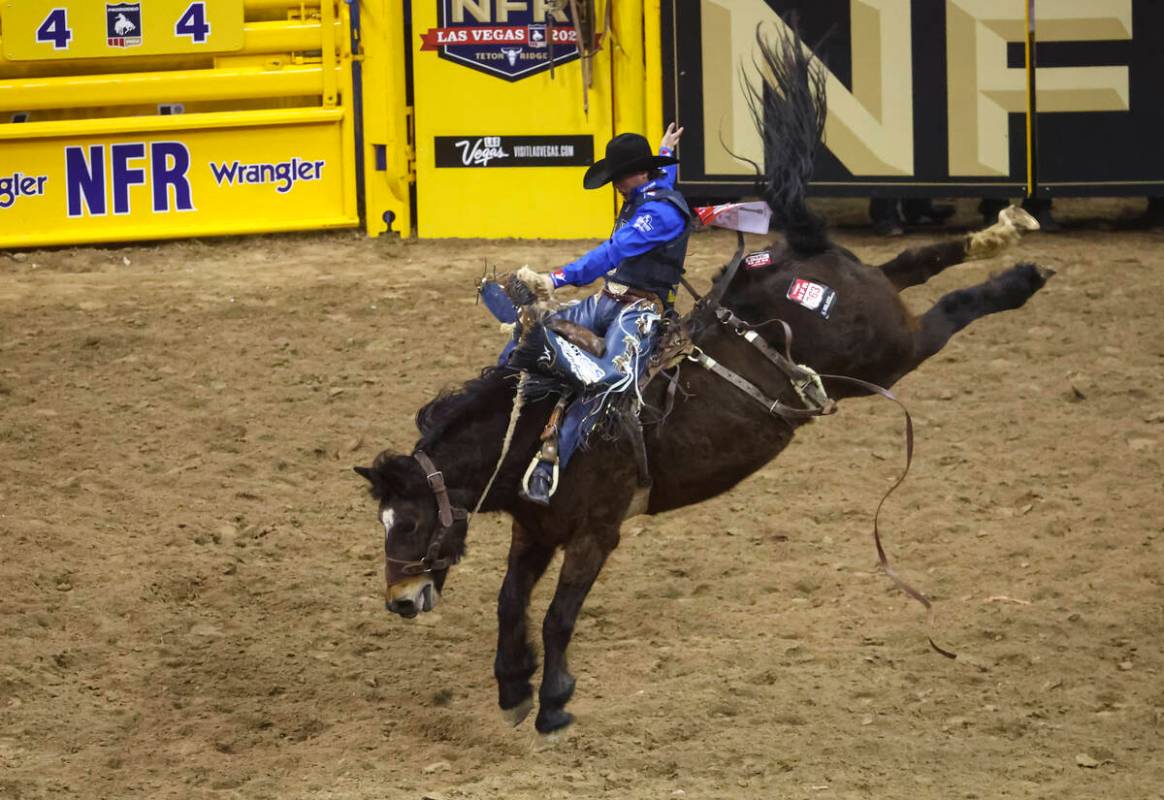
[{"x1": 511, "y1": 123, "x2": 691, "y2": 505}]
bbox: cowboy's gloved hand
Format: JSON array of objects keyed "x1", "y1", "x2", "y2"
[{"x1": 515, "y1": 266, "x2": 555, "y2": 302}]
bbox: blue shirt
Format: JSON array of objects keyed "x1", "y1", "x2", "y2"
[{"x1": 551, "y1": 147, "x2": 684, "y2": 289}]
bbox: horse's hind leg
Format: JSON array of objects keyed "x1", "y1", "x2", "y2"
[
  {"x1": 910, "y1": 262, "x2": 1054, "y2": 367},
  {"x1": 535, "y1": 529, "x2": 617, "y2": 734},
  {"x1": 878, "y1": 207, "x2": 1040, "y2": 290},
  {"x1": 494, "y1": 521, "x2": 556, "y2": 726},
  {"x1": 878, "y1": 240, "x2": 970, "y2": 291}
]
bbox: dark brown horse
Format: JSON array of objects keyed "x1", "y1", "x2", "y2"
[{"x1": 354, "y1": 26, "x2": 1052, "y2": 735}]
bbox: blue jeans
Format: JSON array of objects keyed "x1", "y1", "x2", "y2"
[{"x1": 548, "y1": 293, "x2": 660, "y2": 469}]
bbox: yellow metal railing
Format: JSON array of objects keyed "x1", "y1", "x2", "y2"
[
  {"x1": 0, "y1": 1, "x2": 404, "y2": 248},
  {"x1": 0, "y1": 65, "x2": 339, "y2": 112}
]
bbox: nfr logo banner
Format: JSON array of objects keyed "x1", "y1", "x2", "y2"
[
  {"x1": 420, "y1": 0, "x2": 580, "y2": 81},
  {"x1": 663, "y1": 0, "x2": 1164, "y2": 198},
  {"x1": 0, "y1": 124, "x2": 350, "y2": 247}
]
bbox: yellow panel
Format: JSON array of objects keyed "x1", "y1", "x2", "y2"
[
  {"x1": 358, "y1": 0, "x2": 413, "y2": 238},
  {"x1": 1, "y1": 0, "x2": 244, "y2": 62},
  {"x1": 0, "y1": 113, "x2": 356, "y2": 248},
  {"x1": 411, "y1": 3, "x2": 614, "y2": 239},
  {"x1": 613, "y1": 0, "x2": 645, "y2": 138},
  {"x1": 644, "y1": 0, "x2": 664, "y2": 148}
]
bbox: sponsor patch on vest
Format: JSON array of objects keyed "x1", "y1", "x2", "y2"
[
  {"x1": 786, "y1": 278, "x2": 837, "y2": 318},
  {"x1": 743, "y1": 250, "x2": 773, "y2": 269}
]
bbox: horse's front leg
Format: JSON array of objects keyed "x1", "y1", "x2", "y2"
[
  {"x1": 495, "y1": 520, "x2": 555, "y2": 726},
  {"x1": 535, "y1": 530, "x2": 616, "y2": 734}
]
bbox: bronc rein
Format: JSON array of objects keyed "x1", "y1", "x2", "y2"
[{"x1": 682, "y1": 231, "x2": 955, "y2": 659}]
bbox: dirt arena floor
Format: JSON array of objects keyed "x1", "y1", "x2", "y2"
[{"x1": 2, "y1": 199, "x2": 1162, "y2": 800}]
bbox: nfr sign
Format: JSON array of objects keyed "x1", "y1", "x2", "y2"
[
  {"x1": 65, "y1": 142, "x2": 194, "y2": 217},
  {"x1": 664, "y1": 0, "x2": 1163, "y2": 198},
  {"x1": 421, "y1": 0, "x2": 580, "y2": 81}
]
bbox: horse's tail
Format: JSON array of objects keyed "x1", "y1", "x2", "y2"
[{"x1": 745, "y1": 20, "x2": 831, "y2": 255}]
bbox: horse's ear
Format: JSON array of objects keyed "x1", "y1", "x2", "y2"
[{"x1": 353, "y1": 465, "x2": 373, "y2": 483}]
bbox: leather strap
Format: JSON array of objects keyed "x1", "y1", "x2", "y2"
[
  {"x1": 688, "y1": 230, "x2": 747, "y2": 310},
  {"x1": 693, "y1": 352, "x2": 824, "y2": 421},
  {"x1": 691, "y1": 298, "x2": 955, "y2": 657},
  {"x1": 414, "y1": 450, "x2": 455, "y2": 528},
  {"x1": 714, "y1": 307, "x2": 835, "y2": 412},
  {"x1": 818, "y1": 374, "x2": 956, "y2": 659},
  {"x1": 603, "y1": 285, "x2": 664, "y2": 315},
  {"x1": 620, "y1": 409, "x2": 652, "y2": 487}
]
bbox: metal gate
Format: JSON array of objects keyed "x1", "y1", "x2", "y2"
[{"x1": 0, "y1": 0, "x2": 410, "y2": 248}]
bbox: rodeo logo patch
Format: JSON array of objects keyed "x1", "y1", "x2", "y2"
[
  {"x1": 420, "y1": 1, "x2": 580, "y2": 82},
  {"x1": 107, "y1": 3, "x2": 143, "y2": 48}
]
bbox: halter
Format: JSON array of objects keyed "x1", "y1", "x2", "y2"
[{"x1": 383, "y1": 450, "x2": 468, "y2": 582}]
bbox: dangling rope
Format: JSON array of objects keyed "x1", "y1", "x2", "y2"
[{"x1": 471, "y1": 372, "x2": 527, "y2": 517}]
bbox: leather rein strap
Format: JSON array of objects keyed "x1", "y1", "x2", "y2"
[
  {"x1": 693, "y1": 352, "x2": 825, "y2": 421},
  {"x1": 682, "y1": 235, "x2": 955, "y2": 659},
  {"x1": 817, "y1": 374, "x2": 956, "y2": 660}
]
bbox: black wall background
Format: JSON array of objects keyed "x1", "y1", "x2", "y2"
[{"x1": 662, "y1": 0, "x2": 1163, "y2": 200}]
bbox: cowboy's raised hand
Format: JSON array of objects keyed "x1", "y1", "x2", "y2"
[{"x1": 660, "y1": 122, "x2": 685, "y2": 151}]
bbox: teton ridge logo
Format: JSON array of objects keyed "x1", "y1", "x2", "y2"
[
  {"x1": 420, "y1": 1, "x2": 580, "y2": 81},
  {"x1": 107, "y1": 3, "x2": 143, "y2": 48}
]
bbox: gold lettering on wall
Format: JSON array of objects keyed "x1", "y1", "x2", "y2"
[
  {"x1": 454, "y1": 0, "x2": 566, "y2": 24},
  {"x1": 946, "y1": 0, "x2": 1131, "y2": 176},
  {"x1": 700, "y1": 0, "x2": 914, "y2": 177},
  {"x1": 452, "y1": 0, "x2": 491, "y2": 24}
]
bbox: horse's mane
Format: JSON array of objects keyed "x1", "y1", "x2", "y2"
[{"x1": 414, "y1": 365, "x2": 520, "y2": 451}]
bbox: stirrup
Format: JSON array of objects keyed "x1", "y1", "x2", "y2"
[{"x1": 520, "y1": 458, "x2": 559, "y2": 501}]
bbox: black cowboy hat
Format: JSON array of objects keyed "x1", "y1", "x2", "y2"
[{"x1": 582, "y1": 133, "x2": 679, "y2": 190}]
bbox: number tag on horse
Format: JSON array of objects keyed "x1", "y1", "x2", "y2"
[
  {"x1": 786, "y1": 278, "x2": 837, "y2": 318},
  {"x1": 743, "y1": 250, "x2": 773, "y2": 269}
]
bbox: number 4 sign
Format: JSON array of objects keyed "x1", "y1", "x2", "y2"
[
  {"x1": 175, "y1": 3, "x2": 211, "y2": 44},
  {"x1": 35, "y1": 9, "x2": 73, "y2": 50},
  {"x1": 1, "y1": 0, "x2": 244, "y2": 62}
]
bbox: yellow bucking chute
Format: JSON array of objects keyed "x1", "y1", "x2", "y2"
[
  {"x1": 0, "y1": 0, "x2": 411, "y2": 247},
  {"x1": 0, "y1": 1, "x2": 664, "y2": 246}
]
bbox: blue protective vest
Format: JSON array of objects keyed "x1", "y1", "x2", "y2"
[{"x1": 608, "y1": 187, "x2": 692, "y2": 303}]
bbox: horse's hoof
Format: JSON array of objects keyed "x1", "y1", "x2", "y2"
[
  {"x1": 500, "y1": 697, "x2": 533, "y2": 727},
  {"x1": 1000, "y1": 205, "x2": 1040, "y2": 232},
  {"x1": 1009, "y1": 262, "x2": 1054, "y2": 292},
  {"x1": 534, "y1": 729, "x2": 572, "y2": 750},
  {"x1": 534, "y1": 706, "x2": 574, "y2": 735}
]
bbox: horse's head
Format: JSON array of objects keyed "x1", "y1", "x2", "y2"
[{"x1": 354, "y1": 451, "x2": 468, "y2": 619}]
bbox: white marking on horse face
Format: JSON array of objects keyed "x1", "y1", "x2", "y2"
[{"x1": 380, "y1": 508, "x2": 395, "y2": 538}]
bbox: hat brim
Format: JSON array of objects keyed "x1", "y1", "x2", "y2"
[{"x1": 582, "y1": 154, "x2": 679, "y2": 190}]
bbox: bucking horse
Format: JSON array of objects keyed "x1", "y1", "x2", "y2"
[{"x1": 354, "y1": 25, "x2": 1052, "y2": 735}]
